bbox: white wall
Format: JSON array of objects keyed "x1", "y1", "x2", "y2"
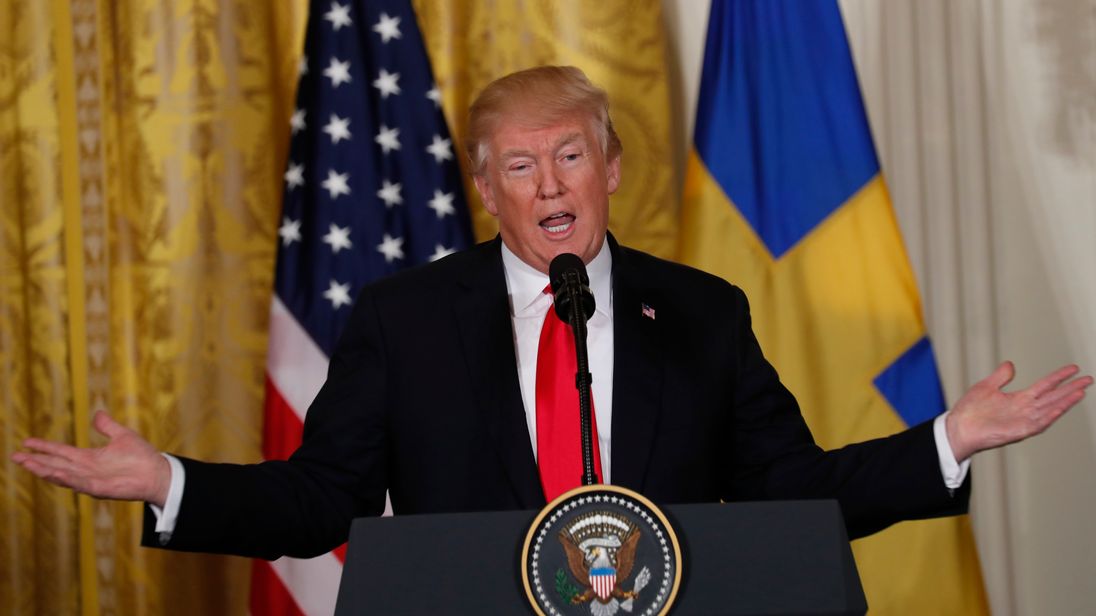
[{"x1": 662, "y1": 0, "x2": 1096, "y2": 613}]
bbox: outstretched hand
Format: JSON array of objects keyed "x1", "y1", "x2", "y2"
[
  {"x1": 947, "y1": 362, "x2": 1093, "y2": 462},
  {"x1": 11, "y1": 411, "x2": 171, "y2": 508}
]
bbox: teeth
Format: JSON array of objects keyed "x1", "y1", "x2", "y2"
[
  {"x1": 545, "y1": 220, "x2": 572, "y2": 233},
  {"x1": 541, "y1": 212, "x2": 573, "y2": 233}
]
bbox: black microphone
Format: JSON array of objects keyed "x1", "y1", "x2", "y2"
[
  {"x1": 547, "y1": 253, "x2": 599, "y2": 486},
  {"x1": 548, "y1": 253, "x2": 595, "y2": 323}
]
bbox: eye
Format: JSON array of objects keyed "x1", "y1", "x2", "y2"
[
  {"x1": 559, "y1": 151, "x2": 585, "y2": 165},
  {"x1": 506, "y1": 161, "x2": 534, "y2": 177}
]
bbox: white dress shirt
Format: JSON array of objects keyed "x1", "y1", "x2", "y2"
[{"x1": 500, "y1": 239, "x2": 615, "y2": 482}]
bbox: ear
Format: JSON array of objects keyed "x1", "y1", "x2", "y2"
[
  {"x1": 606, "y1": 154, "x2": 622, "y2": 195},
  {"x1": 473, "y1": 173, "x2": 499, "y2": 216}
]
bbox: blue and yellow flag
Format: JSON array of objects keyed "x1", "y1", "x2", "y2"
[{"x1": 679, "y1": 2, "x2": 989, "y2": 613}]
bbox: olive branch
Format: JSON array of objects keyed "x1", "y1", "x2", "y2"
[{"x1": 555, "y1": 568, "x2": 582, "y2": 603}]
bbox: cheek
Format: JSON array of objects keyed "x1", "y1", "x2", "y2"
[
  {"x1": 496, "y1": 186, "x2": 535, "y2": 217},
  {"x1": 494, "y1": 200, "x2": 527, "y2": 233}
]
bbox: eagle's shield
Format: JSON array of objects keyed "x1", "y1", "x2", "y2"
[{"x1": 590, "y1": 567, "x2": 616, "y2": 602}]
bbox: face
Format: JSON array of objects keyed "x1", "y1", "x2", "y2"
[{"x1": 473, "y1": 113, "x2": 621, "y2": 274}]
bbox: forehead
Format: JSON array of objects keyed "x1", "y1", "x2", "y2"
[{"x1": 487, "y1": 114, "x2": 595, "y2": 156}]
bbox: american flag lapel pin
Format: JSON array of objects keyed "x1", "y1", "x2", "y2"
[{"x1": 641, "y1": 302, "x2": 656, "y2": 320}]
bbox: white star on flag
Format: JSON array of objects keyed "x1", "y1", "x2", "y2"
[
  {"x1": 372, "y1": 69, "x2": 401, "y2": 98},
  {"x1": 323, "y1": 2, "x2": 353, "y2": 31},
  {"x1": 324, "y1": 57, "x2": 352, "y2": 88},
  {"x1": 427, "y1": 189, "x2": 455, "y2": 218},
  {"x1": 376, "y1": 180, "x2": 402, "y2": 207},
  {"x1": 425, "y1": 134, "x2": 453, "y2": 163},
  {"x1": 377, "y1": 233, "x2": 405, "y2": 263},
  {"x1": 372, "y1": 12, "x2": 402, "y2": 43},
  {"x1": 323, "y1": 114, "x2": 352, "y2": 144},
  {"x1": 430, "y1": 244, "x2": 455, "y2": 261},
  {"x1": 374, "y1": 125, "x2": 400, "y2": 153},
  {"x1": 284, "y1": 162, "x2": 304, "y2": 189},
  {"x1": 321, "y1": 169, "x2": 351, "y2": 199},
  {"x1": 298, "y1": 54, "x2": 308, "y2": 76},
  {"x1": 322, "y1": 223, "x2": 353, "y2": 253},
  {"x1": 323, "y1": 279, "x2": 352, "y2": 309},
  {"x1": 278, "y1": 217, "x2": 302, "y2": 246},
  {"x1": 425, "y1": 85, "x2": 441, "y2": 108},
  {"x1": 290, "y1": 108, "x2": 306, "y2": 134}
]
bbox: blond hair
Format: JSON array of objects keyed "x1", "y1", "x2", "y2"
[{"x1": 466, "y1": 66, "x2": 622, "y2": 175}]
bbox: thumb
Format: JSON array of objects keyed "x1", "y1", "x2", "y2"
[
  {"x1": 92, "y1": 411, "x2": 130, "y2": 440},
  {"x1": 984, "y1": 361, "x2": 1016, "y2": 390}
]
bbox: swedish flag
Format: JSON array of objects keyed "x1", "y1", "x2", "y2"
[{"x1": 679, "y1": 2, "x2": 989, "y2": 613}]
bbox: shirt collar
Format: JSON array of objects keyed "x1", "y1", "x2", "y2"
[{"x1": 500, "y1": 237, "x2": 613, "y2": 318}]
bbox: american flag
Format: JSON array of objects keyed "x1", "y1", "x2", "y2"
[{"x1": 253, "y1": 1, "x2": 473, "y2": 614}]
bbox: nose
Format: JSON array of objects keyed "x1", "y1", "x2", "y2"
[{"x1": 536, "y1": 164, "x2": 564, "y2": 199}]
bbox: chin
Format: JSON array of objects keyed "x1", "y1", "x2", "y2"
[{"x1": 551, "y1": 245, "x2": 586, "y2": 262}]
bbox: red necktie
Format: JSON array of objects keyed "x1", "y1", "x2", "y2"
[{"x1": 536, "y1": 287, "x2": 602, "y2": 502}]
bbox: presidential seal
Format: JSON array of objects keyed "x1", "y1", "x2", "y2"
[{"x1": 522, "y1": 485, "x2": 682, "y2": 616}]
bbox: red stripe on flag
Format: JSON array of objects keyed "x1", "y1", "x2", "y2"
[
  {"x1": 255, "y1": 376, "x2": 346, "y2": 614},
  {"x1": 252, "y1": 376, "x2": 310, "y2": 616},
  {"x1": 250, "y1": 560, "x2": 306, "y2": 616},
  {"x1": 263, "y1": 376, "x2": 305, "y2": 461}
]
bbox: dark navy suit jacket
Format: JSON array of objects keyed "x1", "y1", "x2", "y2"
[{"x1": 144, "y1": 235, "x2": 968, "y2": 559}]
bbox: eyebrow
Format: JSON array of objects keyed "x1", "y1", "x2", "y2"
[{"x1": 499, "y1": 132, "x2": 587, "y2": 160}]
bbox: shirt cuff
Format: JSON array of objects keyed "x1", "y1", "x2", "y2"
[
  {"x1": 148, "y1": 453, "x2": 185, "y2": 544},
  {"x1": 933, "y1": 412, "x2": 971, "y2": 490}
]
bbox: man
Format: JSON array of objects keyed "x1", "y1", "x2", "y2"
[{"x1": 13, "y1": 66, "x2": 1091, "y2": 559}]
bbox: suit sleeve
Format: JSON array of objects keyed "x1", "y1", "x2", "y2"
[
  {"x1": 720, "y1": 286, "x2": 970, "y2": 539},
  {"x1": 141, "y1": 291, "x2": 391, "y2": 559}
]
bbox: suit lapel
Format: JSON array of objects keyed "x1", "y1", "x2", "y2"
[
  {"x1": 453, "y1": 239, "x2": 545, "y2": 509},
  {"x1": 608, "y1": 237, "x2": 665, "y2": 493}
]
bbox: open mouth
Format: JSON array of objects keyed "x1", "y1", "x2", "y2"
[{"x1": 540, "y1": 212, "x2": 575, "y2": 234}]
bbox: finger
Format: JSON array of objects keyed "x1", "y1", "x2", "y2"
[
  {"x1": 21, "y1": 437, "x2": 82, "y2": 461},
  {"x1": 15, "y1": 456, "x2": 58, "y2": 482},
  {"x1": 984, "y1": 361, "x2": 1016, "y2": 389},
  {"x1": 19, "y1": 451, "x2": 76, "y2": 473},
  {"x1": 13, "y1": 452, "x2": 79, "y2": 485},
  {"x1": 1035, "y1": 379, "x2": 1090, "y2": 413},
  {"x1": 1040, "y1": 374, "x2": 1093, "y2": 400},
  {"x1": 92, "y1": 411, "x2": 130, "y2": 440},
  {"x1": 17, "y1": 451, "x2": 112, "y2": 496},
  {"x1": 1031, "y1": 389, "x2": 1086, "y2": 435},
  {"x1": 39, "y1": 466, "x2": 89, "y2": 492},
  {"x1": 1027, "y1": 364, "x2": 1081, "y2": 398}
]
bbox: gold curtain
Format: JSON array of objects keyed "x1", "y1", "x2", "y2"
[
  {"x1": 0, "y1": 0, "x2": 307, "y2": 613},
  {"x1": 413, "y1": 0, "x2": 680, "y2": 259},
  {"x1": 1, "y1": 1, "x2": 675, "y2": 613}
]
